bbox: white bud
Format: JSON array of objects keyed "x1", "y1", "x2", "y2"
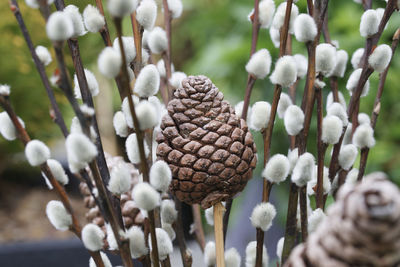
[
  {"x1": 108, "y1": 0, "x2": 138, "y2": 18},
  {"x1": 105, "y1": 223, "x2": 118, "y2": 250},
  {"x1": 134, "y1": 64, "x2": 160, "y2": 97},
  {"x1": 284, "y1": 105, "x2": 304, "y2": 136},
  {"x1": 47, "y1": 159, "x2": 68, "y2": 185},
  {"x1": 113, "y1": 36, "x2": 136, "y2": 64},
  {"x1": 98, "y1": 47, "x2": 122, "y2": 78},
  {"x1": 352, "y1": 123, "x2": 375, "y2": 148},
  {"x1": 269, "y1": 27, "x2": 280, "y2": 48},
  {"x1": 113, "y1": 111, "x2": 129, "y2": 137},
  {"x1": 81, "y1": 105, "x2": 95, "y2": 118},
  {"x1": 205, "y1": 206, "x2": 214, "y2": 226},
  {"x1": 122, "y1": 95, "x2": 140, "y2": 128},
  {"x1": 322, "y1": 115, "x2": 343, "y2": 144},
  {"x1": 46, "y1": 11, "x2": 74, "y2": 41},
  {"x1": 276, "y1": 237, "x2": 284, "y2": 262},
  {"x1": 288, "y1": 148, "x2": 298, "y2": 173},
  {"x1": 148, "y1": 27, "x2": 168, "y2": 54},
  {"x1": 81, "y1": 223, "x2": 104, "y2": 251},
  {"x1": 326, "y1": 91, "x2": 346, "y2": 111},
  {"x1": 132, "y1": 182, "x2": 160, "y2": 211},
  {"x1": 35, "y1": 46, "x2": 52, "y2": 66},
  {"x1": 270, "y1": 56, "x2": 297, "y2": 87},
  {"x1": 142, "y1": 30, "x2": 150, "y2": 48},
  {"x1": 308, "y1": 166, "x2": 330, "y2": 195},
  {"x1": 358, "y1": 112, "x2": 371, "y2": 125},
  {"x1": 294, "y1": 14, "x2": 317, "y2": 43},
  {"x1": 169, "y1": 71, "x2": 187, "y2": 89},
  {"x1": 368, "y1": 44, "x2": 392, "y2": 73},
  {"x1": 234, "y1": 101, "x2": 250, "y2": 119},
  {"x1": 346, "y1": 68, "x2": 370, "y2": 97},
  {"x1": 127, "y1": 226, "x2": 148, "y2": 258},
  {"x1": 327, "y1": 102, "x2": 348, "y2": 126},
  {"x1": 89, "y1": 252, "x2": 112, "y2": 267},
  {"x1": 150, "y1": 160, "x2": 172, "y2": 192},
  {"x1": 167, "y1": 0, "x2": 183, "y2": 19},
  {"x1": 331, "y1": 50, "x2": 348, "y2": 77},
  {"x1": 343, "y1": 123, "x2": 353, "y2": 146},
  {"x1": 108, "y1": 162, "x2": 132, "y2": 195},
  {"x1": 360, "y1": 9, "x2": 379, "y2": 38},
  {"x1": 308, "y1": 208, "x2": 326, "y2": 233},
  {"x1": 0, "y1": 112, "x2": 25, "y2": 141},
  {"x1": 376, "y1": 8, "x2": 385, "y2": 26},
  {"x1": 149, "y1": 228, "x2": 173, "y2": 260},
  {"x1": 245, "y1": 241, "x2": 268, "y2": 267},
  {"x1": 250, "y1": 202, "x2": 276, "y2": 231},
  {"x1": 161, "y1": 199, "x2": 177, "y2": 224},
  {"x1": 162, "y1": 223, "x2": 176, "y2": 241},
  {"x1": 136, "y1": 0, "x2": 157, "y2": 30},
  {"x1": 204, "y1": 241, "x2": 216, "y2": 266},
  {"x1": 73, "y1": 69, "x2": 99, "y2": 99},
  {"x1": 351, "y1": 48, "x2": 364, "y2": 69},
  {"x1": 46, "y1": 200, "x2": 72, "y2": 231},
  {"x1": 25, "y1": 140, "x2": 50, "y2": 166},
  {"x1": 66, "y1": 133, "x2": 97, "y2": 168},
  {"x1": 135, "y1": 100, "x2": 158, "y2": 130},
  {"x1": 225, "y1": 247, "x2": 241, "y2": 267},
  {"x1": 64, "y1": 5, "x2": 86, "y2": 37},
  {"x1": 277, "y1": 92, "x2": 293, "y2": 119},
  {"x1": 262, "y1": 154, "x2": 290, "y2": 184},
  {"x1": 292, "y1": 152, "x2": 315, "y2": 187},
  {"x1": 272, "y1": 2, "x2": 299, "y2": 33},
  {"x1": 126, "y1": 133, "x2": 150, "y2": 164},
  {"x1": 83, "y1": 5, "x2": 105, "y2": 33},
  {"x1": 345, "y1": 168, "x2": 359, "y2": 185},
  {"x1": 249, "y1": 101, "x2": 271, "y2": 131},
  {"x1": 245, "y1": 49, "x2": 272, "y2": 79},
  {"x1": 316, "y1": 43, "x2": 336, "y2": 76},
  {"x1": 259, "y1": 0, "x2": 275, "y2": 28},
  {"x1": 25, "y1": 0, "x2": 54, "y2": 8},
  {"x1": 339, "y1": 144, "x2": 358, "y2": 170},
  {"x1": 293, "y1": 54, "x2": 308, "y2": 78},
  {"x1": 157, "y1": 59, "x2": 175, "y2": 77}
]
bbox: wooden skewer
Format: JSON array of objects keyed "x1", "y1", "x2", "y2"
[{"x1": 213, "y1": 202, "x2": 226, "y2": 267}]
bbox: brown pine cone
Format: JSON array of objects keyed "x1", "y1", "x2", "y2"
[
  {"x1": 285, "y1": 173, "x2": 400, "y2": 267},
  {"x1": 156, "y1": 75, "x2": 257, "y2": 209}
]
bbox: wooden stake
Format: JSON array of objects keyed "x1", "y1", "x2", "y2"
[{"x1": 214, "y1": 202, "x2": 226, "y2": 267}]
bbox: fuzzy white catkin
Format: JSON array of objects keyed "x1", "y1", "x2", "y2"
[
  {"x1": 245, "y1": 241, "x2": 268, "y2": 267},
  {"x1": 322, "y1": 115, "x2": 343, "y2": 144},
  {"x1": 134, "y1": 64, "x2": 160, "y2": 97},
  {"x1": 157, "y1": 59, "x2": 175, "y2": 77},
  {"x1": 262, "y1": 154, "x2": 290, "y2": 183},
  {"x1": 81, "y1": 223, "x2": 104, "y2": 251},
  {"x1": 234, "y1": 101, "x2": 251, "y2": 119},
  {"x1": 308, "y1": 166, "x2": 330, "y2": 195},
  {"x1": 150, "y1": 160, "x2": 172, "y2": 192},
  {"x1": 245, "y1": 49, "x2": 272, "y2": 79},
  {"x1": 25, "y1": 140, "x2": 50, "y2": 166},
  {"x1": 161, "y1": 199, "x2": 177, "y2": 224},
  {"x1": 276, "y1": 237, "x2": 284, "y2": 262},
  {"x1": 98, "y1": 47, "x2": 122, "y2": 78},
  {"x1": 149, "y1": 228, "x2": 173, "y2": 260},
  {"x1": 331, "y1": 50, "x2": 348, "y2": 77},
  {"x1": 162, "y1": 223, "x2": 176, "y2": 241},
  {"x1": 108, "y1": 0, "x2": 138, "y2": 18},
  {"x1": 272, "y1": 2, "x2": 299, "y2": 33},
  {"x1": 294, "y1": 14, "x2": 317, "y2": 43},
  {"x1": 351, "y1": 48, "x2": 364, "y2": 69},
  {"x1": 360, "y1": 9, "x2": 379, "y2": 38},
  {"x1": 136, "y1": 0, "x2": 157, "y2": 30},
  {"x1": 270, "y1": 56, "x2": 297, "y2": 87},
  {"x1": 326, "y1": 91, "x2": 347, "y2": 111},
  {"x1": 127, "y1": 226, "x2": 148, "y2": 258},
  {"x1": 66, "y1": 133, "x2": 97, "y2": 165},
  {"x1": 368, "y1": 44, "x2": 392, "y2": 73},
  {"x1": 89, "y1": 252, "x2": 112, "y2": 267},
  {"x1": 343, "y1": 123, "x2": 353, "y2": 146},
  {"x1": 169, "y1": 72, "x2": 187, "y2": 89},
  {"x1": 167, "y1": 0, "x2": 183, "y2": 19},
  {"x1": 250, "y1": 202, "x2": 276, "y2": 231},
  {"x1": 225, "y1": 247, "x2": 241, "y2": 267},
  {"x1": 83, "y1": 5, "x2": 105, "y2": 33},
  {"x1": 108, "y1": 162, "x2": 131, "y2": 195},
  {"x1": 346, "y1": 168, "x2": 359, "y2": 185},
  {"x1": 46, "y1": 11, "x2": 74, "y2": 41},
  {"x1": 132, "y1": 182, "x2": 160, "y2": 211},
  {"x1": 249, "y1": 101, "x2": 271, "y2": 131},
  {"x1": 205, "y1": 206, "x2": 214, "y2": 225},
  {"x1": 358, "y1": 113, "x2": 371, "y2": 125},
  {"x1": 47, "y1": 159, "x2": 69, "y2": 185},
  {"x1": 135, "y1": 100, "x2": 158, "y2": 130},
  {"x1": 73, "y1": 69, "x2": 99, "y2": 99},
  {"x1": 122, "y1": 95, "x2": 140, "y2": 128},
  {"x1": 35, "y1": 46, "x2": 52, "y2": 66},
  {"x1": 25, "y1": 0, "x2": 54, "y2": 8},
  {"x1": 113, "y1": 111, "x2": 129, "y2": 137},
  {"x1": 105, "y1": 224, "x2": 118, "y2": 250},
  {"x1": 64, "y1": 5, "x2": 86, "y2": 37},
  {"x1": 204, "y1": 241, "x2": 216, "y2": 266},
  {"x1": 327, "y1": 102, "x2": 348, "y2": 126},
  {"x1": 269, "y1": 27, "x2": 280, "y2": 48},
  {"x1": 316, "y1": 43, "x2": 337, "y2": 76},
  {"x1": 339, "y1": 144, "x2": 358, "y2": 170},
  {"x1": 346, "y1": 68, "x2": 370, "y2": 97},
  {"x1": 277, "y1": 93, "x2": 292, "y2": 119},
  {"x1": 0, "y1": 112, "x2": 25, "y2": 141},
  {"x1": 126, "y1": 133, "x2": 150, "y2": 164},
  {"x1": 148, "y1": 27, "x2": 168, "y2": 54},
  {"x1": 113, "y1": 36, "x2": 136, "y2": 64},
  {"x1": 284, "y1": 105, "x2": 304, "y2": 136},
  {"x1": 258, "y1": 0, "x2": 275, "y2": 28},
  {"x1": 292, "y1": 152, "x2": 315, "y2": 187},
  {"x1": 352, "y1": 123, "x2": 375, "y2": 148},
  {"x1": 308, "y1": 208, "x2": 326, "y2": 233},
  {"x1": 288, "y1": 148, "x2": 298, "y2": 173},
  {"x1": 0, "y1": 84, "x2": 10, "y2": 96},
  {"x1": 46, "y1": 200, "x2": 72, "y2": 231},
  {"x1": 293, "y1": 54, "x2": 308, "y2": 78}
]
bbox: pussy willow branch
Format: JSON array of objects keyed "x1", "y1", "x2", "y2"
[
  {"x1": 162, "y1": 0, "x2": 173, "y2": 101},
  {"x1": 130, "y1": 13, "x2": 143, "y2": 77},
  {"x1": 174, "y1": 199, "x2": 193, "y2": 267},
  {"x1": 94, "y1": 0, "x2": 112, "y2": 46},
  {"x1": 191, "y1": 204, "x2": 206, "y2": 252}
]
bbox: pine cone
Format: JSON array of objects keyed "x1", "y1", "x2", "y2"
[
  {"x1": 156, "y1": 75, "x2": 257, "y2": 209},
  {"x1": 285, "y1": 173, "x2": 400, "y2": 267}
]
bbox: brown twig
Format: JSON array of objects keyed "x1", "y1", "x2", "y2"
[
  {"x1": 174, "y1": 199, "x2": 192, "y2": 267},
  {"x1": 162, "y1": 0, "x2": 173, "y2": 101},
  {"x1": 191, "y1": 204, "x2": 206, "y2": 252},
  {"x1": 130, "y1": 13, "x2": 144, "y2": 77},
  {"x1": 281, "y1": 183, "x2": 299, "y2": 263},
  {"x1": 315, "y1": 88, "x2": 327, "y2": 209},
  {"x1": 214, "y1": 202, "x2": 226, "y2": 267}
]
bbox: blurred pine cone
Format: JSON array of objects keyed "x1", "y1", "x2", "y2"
[
  {"x1": 156, "y1": 75, "x2": 257, "y2": 209},
  {"x1": 285, "y1": 173, "x2": 400, "y2": 267}
]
